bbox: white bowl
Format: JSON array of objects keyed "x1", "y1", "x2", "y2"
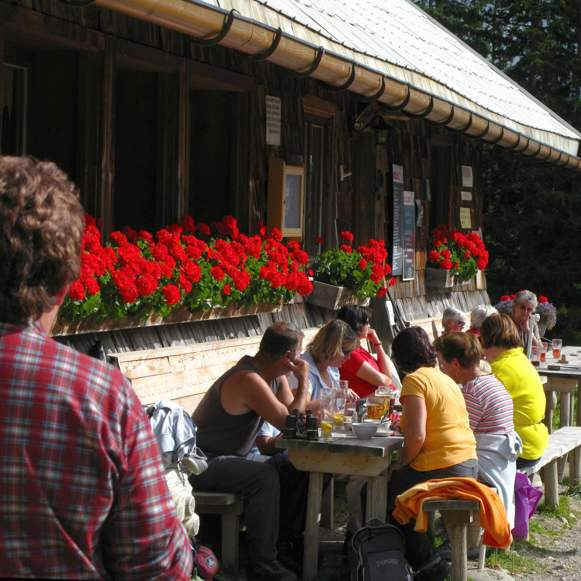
[{"x1": 351, "y1": 422, "x2": 378, "y2": 440}]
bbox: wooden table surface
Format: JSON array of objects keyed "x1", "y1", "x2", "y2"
[
  {"x1": 276, "y1": 432, "x2": 403, "y2": 581},
  {"x1": 537, "y1": 346, "x2": 581, "y2": 379}
]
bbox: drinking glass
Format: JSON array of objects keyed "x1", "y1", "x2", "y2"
[
  {"x1": 540, "y1": 342, "x2": 549, "y2": 363},
  {"x1": 552, "y1": 338, "x2": 562, "y2": 360}
]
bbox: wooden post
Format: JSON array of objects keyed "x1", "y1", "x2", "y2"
[
  {"x1": 442, "y1": 510, "x2": 471, "y2": 581},
  {"x1": 544, "y1": 389, "x2": 556, "y2": 434},
  {"x1": 221, "y1": 512, "x2": 239, "y2": 573},
  {"x1": 177, "y1": 59, "x2": 190, "y2": 221},
  {"x1": 303, "y1": 471, "x2": 323, "y2": 581},
  {"x1": 578, "y1": 382, "x2": 581, "y2": 427},
  {"x1": 569, "y1": 446, "x2": 581, "y2": 487},
  {"x1": 99, "y1": 38, "x2": 115, "y2": 235},
  {"x1": 366, "y1": 473, "x2": 388, "y2": 522},
  {"x1": 319, "y1": 475, "x2": 334, "y2": 530},
  {"x1": 540, "y1": 460, "x2": 559, "y2": 509},
  {"x1": 557, "y1": 392, "x2": 571, "y2": 481}
]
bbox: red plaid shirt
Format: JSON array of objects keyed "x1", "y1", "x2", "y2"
[{"x1": 0, "y1": 323, "x2": 193, "y2": 579}]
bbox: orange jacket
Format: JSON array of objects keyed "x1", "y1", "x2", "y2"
[{"x1": 393, "y1": 477, "x2": 512, "y2": 548}]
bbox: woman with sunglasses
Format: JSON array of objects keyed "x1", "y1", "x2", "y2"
[{"x1": 336, "y1": 305, "x2": 398, "y2": 398}]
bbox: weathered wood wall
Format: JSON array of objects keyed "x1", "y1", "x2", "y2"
[{"x1": 3, "y1": 0, "x2": 489, "y2": 333}]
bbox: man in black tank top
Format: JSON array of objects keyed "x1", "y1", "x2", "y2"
[{"x1": 191, "y1": 323, "x2": 310, "y2": 581}]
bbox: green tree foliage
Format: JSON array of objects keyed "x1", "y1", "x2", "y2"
[{"x1": 413, "y1": 0, "x2": 581, "y2": 341}]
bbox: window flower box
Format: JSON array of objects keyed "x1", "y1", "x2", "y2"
[
  {"x1": 306, "y1": 280, "x2": 370, "y2": 311},
  {"x1": 52, "y1": 303, "x2": 283, "y2": 336}
]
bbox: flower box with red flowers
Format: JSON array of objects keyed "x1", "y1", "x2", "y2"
[
  {"x1": 307, "y1": 231, "x2": 395, "y2": 309},
  {"x1": 426, "y1": 225, "x2": 489, "y2": 288},
  {"x1": 53, "y1": 215, "x2": 314, "y2": 335}
]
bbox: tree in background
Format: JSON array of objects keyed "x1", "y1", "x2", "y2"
[{"x1": 414, "y1": 0, "x2": 581, "y2": 342}]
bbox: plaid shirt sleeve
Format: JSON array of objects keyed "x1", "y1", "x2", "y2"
[{"x1": 101, "y1": 379, "x2": 193, "y2": 580}]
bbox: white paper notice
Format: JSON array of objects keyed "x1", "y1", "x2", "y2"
[
  {"x1": 461, "y1": 165, "x2": 473, "y2": 188},
  {"x1": 265, "y1": 95, "x2": 281, "y2": 146},
  {"x1": 393, "y1": 164, "x2": 404, "y2": 184},
  {"x1": 461, "y1": 190, "x2": 473, "y2": 202},
  {"x1": 460, "y1": 207, "x2": 472, "y2": 228}
]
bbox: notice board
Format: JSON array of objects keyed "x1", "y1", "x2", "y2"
[
  {"x1": 402, "y1": 190, "x2": 416, "y2": 281},
  {"x1": 392, "y1": 164, "x2": 404, "y2": 276}
]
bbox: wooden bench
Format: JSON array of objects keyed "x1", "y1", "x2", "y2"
[
  {"x1": 193, "y1": 492, "x2": 242, "y2": 573},
  {"x1": 423, "y1": 499, "x2": 482, "y2": 581},
  {"x1": 522, "y1": 426, "x2": 581, "y2": 508}
]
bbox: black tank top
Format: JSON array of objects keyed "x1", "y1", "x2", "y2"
[{"x1": 192, "y1": 356, "x2": 280, "y2": 457}]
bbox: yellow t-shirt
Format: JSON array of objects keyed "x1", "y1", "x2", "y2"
[
  {"x1": 490, "y1": 347, "x2": 548, "y2": 460},
  {"x1": 400, "y1": 366, "x2": 477, "y2": 471}
]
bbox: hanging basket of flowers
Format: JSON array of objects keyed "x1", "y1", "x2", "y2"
[
  {"x1": 307, "y1": 231, "x2": 395, "y2": 310},
  {"x1": 426, "y1": 225, "x2": 489, "y2": 290},
  {"x1": 53, "y1": 215, "x2": 314, "y2": 335}
]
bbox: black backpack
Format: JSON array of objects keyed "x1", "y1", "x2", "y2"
[{"x1": 350, "y1": 519, "x2": 414, "y2": 581}]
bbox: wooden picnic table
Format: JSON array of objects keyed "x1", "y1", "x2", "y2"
[
  {"x1": 537, "y1": 346, "x2": 581, "y2": 484},
  {"x1": 276, "y1": 432, "x2": 403, "y2": 581}
]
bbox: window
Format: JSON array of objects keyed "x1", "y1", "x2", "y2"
[{"x1": 1, "y1": 63, "x2": 28, "y2": 155}]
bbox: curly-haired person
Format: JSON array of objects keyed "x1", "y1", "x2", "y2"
[{"x1": 0, "y1": 157, "x2": 192, "y2": 579}]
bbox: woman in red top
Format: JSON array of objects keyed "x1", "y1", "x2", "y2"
[{"x1": 336, "y1": 305, "x2": 396, "y2": 397}]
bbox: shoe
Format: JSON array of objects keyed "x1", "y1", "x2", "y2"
[{"x1": 248, "y1": 559, "x2": 298, "y2": 581}]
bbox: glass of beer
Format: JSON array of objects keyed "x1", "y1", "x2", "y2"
[
  {"x1": 552, "y1": 338, "x2": 562, "y2": 360},
  {"x1": 540, "y1": 342, "x2": 549, "y2": 363}
]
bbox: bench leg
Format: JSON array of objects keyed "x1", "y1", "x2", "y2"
[
  {"x1": 557, "y1": 393, "x2": 571, "y2": 481},
  {"x1": 442, "y1": 511, "x2": 471, "y2": 581},
  {"x1": 541, "y1": 460, "x2": 559, "y2": 509},
  {"x1": 570, "y1": 446, "x2": 581, "y2": 487},
  {"x1": 478, "y1": 544, "x2": 486, "y2": 571},
  {"x1": 220, "y1": 513, "x2": 239, "y2": 573}
]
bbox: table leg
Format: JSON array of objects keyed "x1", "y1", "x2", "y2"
[
  {"x1": 303, "y1": 471, "x2": 323, "y2": 581},
  {"x1": 558, "y1": 392, "x2": 571, "y2": 481},
  {"x1": 365, "y1": 473, "x2": 388, "y2": 522},
  {"x1": 569, "y1": 446, "x2": 581, "y2": 487},
  {"x1": 578, "y1": 382, "x2": 581, "y2": 427}
]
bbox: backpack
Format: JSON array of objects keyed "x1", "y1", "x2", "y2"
[{"x1": 350, "y1": 519, "x2": 414, "y2": 581}]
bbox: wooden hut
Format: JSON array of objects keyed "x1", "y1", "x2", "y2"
[{"x1": 1, "y1": 0, "x2": 579, "y2": 410}]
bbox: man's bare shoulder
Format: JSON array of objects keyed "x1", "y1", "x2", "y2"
[{"x1": 223, "y1": 368, "x2": 271, "y2": 393}]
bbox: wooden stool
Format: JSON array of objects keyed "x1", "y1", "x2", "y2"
[
  {"x1": 423, "y1": 499, "x2": 480, "y2": 581},
  {"x1": 194, "y1": 491, "x2": 242, "y2": 573}
]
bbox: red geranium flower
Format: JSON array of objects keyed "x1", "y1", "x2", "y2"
[
  {"x1": 340, "y1": 230, "x2": 354, "y2": 242},
  {"x1": 162, "y1": 284, "x2": 181, "y2": 306},
  {"x1": 210, "y1": 266, "x2": 225, "y2": 281}
]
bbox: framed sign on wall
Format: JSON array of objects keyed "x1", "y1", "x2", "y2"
[{"x1": 267, "y1": 157, "x2": 305, "y2": 238}]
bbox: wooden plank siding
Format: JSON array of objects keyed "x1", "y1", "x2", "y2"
[{"x1": 6, "y1": 0, "x2": 491, "y2": 363}]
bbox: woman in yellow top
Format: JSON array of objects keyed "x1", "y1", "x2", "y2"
[
  {"x1": 480, "y1": 314, "x2": 548, "y2": 469},
  {"x1": 388, "y1": 326, "x2": 477, "y2": 576}
]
